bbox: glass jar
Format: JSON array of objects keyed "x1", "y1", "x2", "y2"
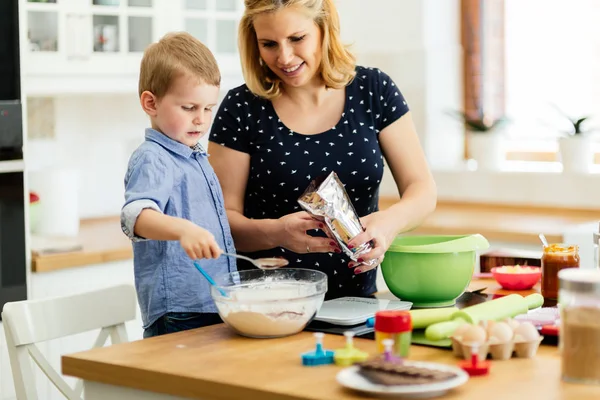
[
  {"x1": 541, "y1": 244, "x2": 580, "y2": 300},
  {"x1": 558, "y1": 268, "x2": 600, "y2": 385}
]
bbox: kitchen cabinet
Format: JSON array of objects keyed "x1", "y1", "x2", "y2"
[{"x1": 20, "y1": 0, "x2": 244, "y2": 95}]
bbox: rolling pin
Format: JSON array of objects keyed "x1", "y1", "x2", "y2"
[
  {"x1": 410, "y1": 307, "x2": 459, "y2": 329},
  {"x1": 424, "y1": 293, "x2": 544, "y2": 341},
  {"x1": 366, "y1": 307, "x2": 458, "y2": 329}
]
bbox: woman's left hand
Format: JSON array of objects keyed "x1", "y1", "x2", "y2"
[{"x1": 347, "y1": 210, "x2": 399, "y2": 274}]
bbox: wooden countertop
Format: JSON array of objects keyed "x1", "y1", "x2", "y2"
[
  {"x1": 31, "y1": 216, "x2": 132, "y2": 273},
  {"x1": 33, "y1": 199, "x2": 599, "y2": 273},
  {"x1": 62, "y1": 320, "x2": 600, "y2": 399}
]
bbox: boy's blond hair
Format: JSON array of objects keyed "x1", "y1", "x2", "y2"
[
  {"x1": 139, "y1": 32, "x2": 221, "y2": 98},
  {"x1": 239, "y1": 0, "x2": 356, "y2": 100}
]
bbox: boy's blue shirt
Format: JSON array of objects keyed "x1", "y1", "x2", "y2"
[{"x1": 121, "y1": 128, "x2": 236, "y2": 328}]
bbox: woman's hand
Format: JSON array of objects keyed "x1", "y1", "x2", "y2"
[
  {"x1": 347, "y1": 210, "x2": 399, "y2": 274},
  {"x1": 277, "y1": 211, "x2": 341, "y2": 254}
]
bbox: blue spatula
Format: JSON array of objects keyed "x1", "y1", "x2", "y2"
[{"x1": 193, "y1": 261, "x2": 228, "y2": 297}]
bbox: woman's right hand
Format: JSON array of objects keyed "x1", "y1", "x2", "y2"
[{"x1": 277, "y1": 211, "x2": 341, "y2": 254}]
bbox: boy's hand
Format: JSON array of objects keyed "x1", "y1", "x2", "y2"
[{"x1": 179, "y1": 223, "x2": 223, "y2": 260}]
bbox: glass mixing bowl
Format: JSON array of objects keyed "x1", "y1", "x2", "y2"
[{"x1": 211, "y1": 268, "x2": 327, "y2": 338}]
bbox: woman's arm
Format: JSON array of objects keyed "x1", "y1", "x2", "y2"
[
  {"x1": 348, "y1": 111, "x2": 437, "y2": 272},
  {"x1": 378, "y1": 110, "x2": 437, "y2": 233},
  {"x1": 208, "y1": 143, "x2": 335, "y2": 253},
  {"x1": 207, "y1": 143, "x2": 278, "y2": 251}
]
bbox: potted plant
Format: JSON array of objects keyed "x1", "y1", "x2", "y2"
[
  {"x1": 449, "y1": 111, "x2": 508, "y2": 170},
  {"x1": 552, "y1": 106, "x2": 596, "y2": 173}
]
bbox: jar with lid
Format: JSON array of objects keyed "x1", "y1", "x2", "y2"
[
  {"x1": 374, "y1": 310, "x2": 412, "y2": 358},
  {"x1": 541, "y1": 244, "x2": 580, "y2": 300},
  {"x1": 558, "y1": 268, "x2": 600, "y2": 385}
]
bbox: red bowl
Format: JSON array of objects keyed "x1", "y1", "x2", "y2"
[{"x1": 491, "y1": 266, "x2": 541, "y2": 290}]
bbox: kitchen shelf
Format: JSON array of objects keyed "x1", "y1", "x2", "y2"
[
  {"x1": 0, "y1": 160, "x2": 25, "y2": 174},
  {"x1": 21, "y1": 0, "x2": 244, "y2": 95}
]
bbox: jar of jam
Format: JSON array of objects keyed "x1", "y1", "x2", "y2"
[{"x1": 541, "y1": 244, "x2": 580, "y2": 299}]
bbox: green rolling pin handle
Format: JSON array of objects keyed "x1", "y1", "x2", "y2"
[
  {"x1": 524, "y1": 293, "x2": 544, "y2": 310},
  {"x1": 424, "y1": 318, "x2": 468, "y2": 342},
  {"x1": 424, "y1": 294, "x2": 544, "y2": 341}
]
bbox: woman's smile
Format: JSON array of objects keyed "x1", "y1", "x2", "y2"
[{"x1": 280, "y1": 62, "x2": 305, "y2": 77}]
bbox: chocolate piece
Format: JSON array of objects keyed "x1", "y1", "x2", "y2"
[{"x1": 357, "y1": 359, "x2": 457, "y2": 386}]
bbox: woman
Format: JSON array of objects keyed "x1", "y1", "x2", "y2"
[{"x1": 208, "y1": 0, "x2": 436, "y2": 299}]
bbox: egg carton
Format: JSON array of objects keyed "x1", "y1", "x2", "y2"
[
  {"x1": 450, "y1": 319, "x2": 543, "y2": 361},
  {"x1": 450, "y1": 336, "x2": 543, "y2": 361}
]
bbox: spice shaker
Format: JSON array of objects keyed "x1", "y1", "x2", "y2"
[
  {"x1": 558, "y1": 268, "x2": 600, "y2": 385},
  {"x1": 374, "y1": 310, "x2": 412, "y2": 358}
]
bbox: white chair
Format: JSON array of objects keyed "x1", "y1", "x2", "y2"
[{"x1": 1, "y1": 284, "x2": 137, "y2": 400}]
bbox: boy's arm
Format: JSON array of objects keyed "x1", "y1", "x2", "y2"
[
  {"x1": 133, "y1": 209, "x2": 195, "y2": 241},
  {"x1": 120, "y1": 151, "x2": 174, "y2": 242},
  {"x1": 120, "y1": 150, "x2": 222, "y2": 259},
  {"x1": 135, "y1": 209, "x2": 221, "y2": 259}
]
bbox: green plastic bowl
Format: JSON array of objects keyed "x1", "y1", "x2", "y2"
[{"x1": 380, "y1": 234, "x2": 490, "y2": 308}]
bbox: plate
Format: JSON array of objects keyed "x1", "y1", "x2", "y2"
[{"x1": 336, "y1": 362, "x2": 469, "y2": 398}]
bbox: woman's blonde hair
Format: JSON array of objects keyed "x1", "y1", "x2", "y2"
[
  {"x1": 239, "y1": 0, "x2": 356, "y2": 99},
  {"x1": 139, "y1": 32, "x2": 220, "y2": 99}
]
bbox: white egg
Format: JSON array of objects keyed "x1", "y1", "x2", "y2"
[
  {"x1": 514, "y1": 322, "x2": 540, "y2": 342},
  {"x1": 483, "y1": 320, "x2": 497, "y2": 336},
  {"x1": 489, "y1": 322, "x2": 513, "y2": 343},
  {"x1": 505, "y1": 318, "x2": 520, "y2": 331},
  {"x1": 452, "y1": 323, "x2": 472, "y2": 339},
  {"x1": 461, "y1": 324, "x2": 487, "y2": 344}
]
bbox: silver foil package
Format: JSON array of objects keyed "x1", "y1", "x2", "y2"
[{"x1": 298, "y1": 171, "x2": 376, "y2": 266}]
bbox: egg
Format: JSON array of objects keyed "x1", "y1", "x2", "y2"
[
  {"x1": 514, "y1": 322, "x2": 540, "y2": 342},
  {"x1": 482, "y1": 320, "x2": 497, "y2": 336},
  {"x1": 478, "y1": 319, "x2": 490, "y2": 329},
  {"x1": 452, "y1": 323, "x2": 472, "y2": 339},
  {"x1": 488, "y1": 322, "x2": 513, "y2": 343},
  {"x1": 505, "y1": 318, "x2": 520, "y2": 331},
  {"x1": 461, "y1": 324, "x2": 487, "y2": 344}
]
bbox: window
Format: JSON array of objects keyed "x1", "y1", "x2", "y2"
[
  {"x1": 462, "y1": 0, "x2": 600, "y2": 164},
  {"x1": 183, "y1": 0, "x2": 242, "y2": 75},
  {"x1": 461, "y1": 0, "x2": 506, "y2": 158}
]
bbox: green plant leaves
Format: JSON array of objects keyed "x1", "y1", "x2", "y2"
[{"x1": 446, "y1": 110, "x2": 508, "y2": 133}]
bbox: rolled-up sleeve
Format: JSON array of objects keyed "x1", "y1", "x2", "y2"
[
  {"x1": 121, "y1": 200, "x2": 161, "y2": 241},
  {"x1": 121, "y1": 151, "x2": 174, "y2": 241}
]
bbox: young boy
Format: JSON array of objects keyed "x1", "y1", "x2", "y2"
[{"x1": 121, "y1": 32, "x2": 236, "y2": 338}]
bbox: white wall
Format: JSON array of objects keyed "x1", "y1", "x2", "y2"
[
  {"x1": 26, "y1": 87, "x2": 231, "y2": 220},
  {"x1": 337, "y1": 0, "x2": 465, "y2": 170},
  {"x1": 27, "y1": 95, "x2": 147, "y2": 219}
]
